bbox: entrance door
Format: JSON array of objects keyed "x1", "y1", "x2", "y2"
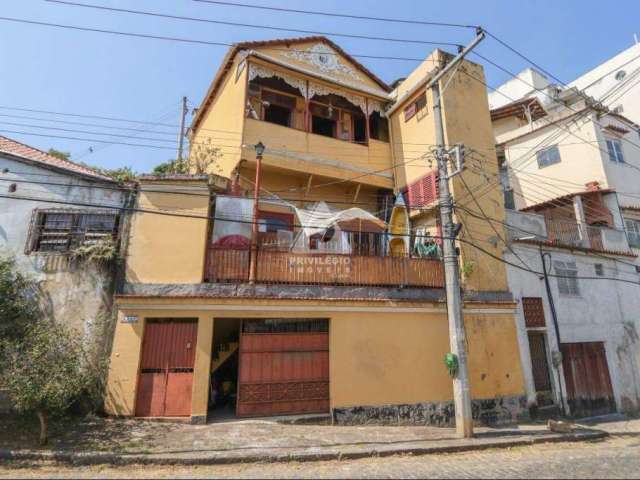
[
  {"x1": 237, "y1": 319, "x2": 329, "y2": 417},
  {"x1": 135, "y1": 319, "x2": 198, "y2": 417},
  {"x1": 561, "y1": 342, "x2": 615, "y2": 417},
  {"x1": 528, "y1": 332, "x2": 554, "y2": 406}
]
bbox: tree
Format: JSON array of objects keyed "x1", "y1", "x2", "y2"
[
  {"x1": 0, "y1": 256, "x2": 39, "y2": 340},
  {"x1": 152, "y1": 159, "x2": 188, "y2": 175},
  {"x1": 1, "y1": 321, "x2": 91, "y2": 445},
  {"x1": 47, "y1": 149, "x2": 71, "y2": 161},
  {"x1": 188, "y1": 138, "x2": 222, "y2": 175}
]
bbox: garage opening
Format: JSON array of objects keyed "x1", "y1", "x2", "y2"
[
  {"x1": 236, "y1": 318, "x2": 330, "y2": 418},
  {"x1": 208, "y1": 318, "x2": 241, "y2": 421},
  {"x1": 135, "y1": 318, "x2": 198, "y2": 418}
]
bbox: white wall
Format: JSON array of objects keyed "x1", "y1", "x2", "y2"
[
  {"x1": 488, "y1": 68, "x2": 552, "y2": 110},
  {"x1": 570, "y1": 43, "x2": 640, "y2": 124},
  {"x1": 505, "y1": 243, "x2": 640, "y2": 415},
  {"x1": 0, "y1": 154, "x2": 128, "y2": 335}
]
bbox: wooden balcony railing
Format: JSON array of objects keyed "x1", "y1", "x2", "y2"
[{"x1": 205, "y1": 247, "x2": 444, "y2": 288}]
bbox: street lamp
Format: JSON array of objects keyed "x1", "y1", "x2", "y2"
[{"x1": 249, "y1": 142, "x2": 265, "y2": 283}]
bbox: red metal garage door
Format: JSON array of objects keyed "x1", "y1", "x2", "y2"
[
  {"x1": 561, "y1": 342, "x2": 615, "y2": 418},
  {"x1": 237, "y1": 319, "x2": 329, "y2": 417},
  {"x1": 135, "y1": 319, "x2": 198, "y2": 417}
]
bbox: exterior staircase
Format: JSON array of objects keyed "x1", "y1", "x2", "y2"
[{"x1": 211, "y1": 342, "x2": 239, "y2": 374}]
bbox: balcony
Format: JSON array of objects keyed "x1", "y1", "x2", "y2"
[
  {"x1": 545, "y1": 219, "x2": 631, "y2": 253},
  {"x1": 205, "y1": 230, "x2": 444, "y2": 289}
]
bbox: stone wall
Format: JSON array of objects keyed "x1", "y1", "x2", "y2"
[{"x1": 332, "y1": 395, "x2": 528, "y2": 427}]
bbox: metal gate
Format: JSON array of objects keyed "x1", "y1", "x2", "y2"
[
  {"x1": 561, "y1": 342, "x2": 615, "y2": 417},
  {"x1": 237, "y1": 319, "x2": 329, "y2": 417},
  {"x1": 135, "y1": 319, "x2": 198, "y2": 417},
  {"x1": 528, "y1": 332, "x2": 554, "y2": 406}
]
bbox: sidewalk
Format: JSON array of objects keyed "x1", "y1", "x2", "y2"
[{"x1": 0, "y1": 414, "x2": 609, "y2": 466}]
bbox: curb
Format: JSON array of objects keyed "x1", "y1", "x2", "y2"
[{"x1": 0, "y1": 429, "x2": 608, "y2": 466}]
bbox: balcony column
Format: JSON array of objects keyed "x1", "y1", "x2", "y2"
[
  {"x1": 573, "y1": 195, "x2": 590, "y2": 248},
  {"x1": 304, "y1": 79, "x2": 310, "y2": 132},
  {"x1": 249, "y1": 142, "x2": 265, "y2": 284},
  {"x1": 365, "y1": 98, "x2": 370, "y2": 144}
]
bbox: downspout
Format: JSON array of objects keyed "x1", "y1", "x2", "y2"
[{"x1": 539, "y1": 246, "x2": 567, "y2": 416}]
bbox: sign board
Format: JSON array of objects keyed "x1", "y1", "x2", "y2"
[{"x1": 122, "y1": 315, "x2": 139, "y2": 324}]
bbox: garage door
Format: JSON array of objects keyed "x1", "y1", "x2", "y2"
[
  {"x1": 135, "y1": 319, "x2": 198, "y2": 417},
  {"x1": 561, "y1": 342, "x2": 615, "y2": 418},
  {"x1": 237, "y1": 319, "x2": 329, "y2": 417}
]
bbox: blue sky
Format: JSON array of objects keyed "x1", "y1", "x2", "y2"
[{"x1": 1, "y1": 0, "x2": 639, "y2": 173}]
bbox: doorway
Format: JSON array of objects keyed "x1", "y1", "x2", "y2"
[
  {"x1": 135, "y1": 319, "x2": 198, "y2": 417},
  {"x1": 208, "y1": 318, "x2": 241, "y2": 421}
]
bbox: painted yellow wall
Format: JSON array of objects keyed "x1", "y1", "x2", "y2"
[
  {"x1": 388, "y1": 51, "x2": 510, "y2": 292},
  {"x1": 190, "y1": 55, "x2": 247, "y2": 179},
  {"x1": 242, "y1": 118, "x2": 393, "y2": 189},
  {"x1": 125, "y1": 179, "x2": 210, "y2": 284},
  {"x1": 104, "y1": 310, "x2": 145, "y2": 416},
  {"x1": 105, "y1": 297, "x2": 524, "y2": 418}
]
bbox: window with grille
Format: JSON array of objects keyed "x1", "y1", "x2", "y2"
[
  {"x1": 536, "y1": 145, "x2": 561, "y2": 168},
  {"x1": 26, "y1": 209, "x2": 119, "y2": 254},
  {"x1": 404, "y1": 92, "x2": 427, "y2": 122},
  {"x1": 625, "y1": 218, "x2": 640, "y2": 248},
  {"x1": 606, "y1": 138, "x2": 625, "y2": 163},
  {"x1": 594, "y1": 263, "x2": 604, "y2": 277},
  {"x1": 554, "y1": 260, "x2": 580, "y2": 296}
]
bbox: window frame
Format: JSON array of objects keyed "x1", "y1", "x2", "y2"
[
  {"x1": 624, "y1": 217, "x2": 640, "y2": 248},
  {"x1": 403, "y1": 92, "x2": 427, "y2": 122},
  {"x1": 606, "y1": 138, "x2": 625, "y2": 163},
  {"x1": 26, "y1": 208, "x2": 120, "y2": 255},
  {"x1": 554, "y1": 260, "x2": 580, "y2": 296},
  {"x1": 536, "y1": 145, "x2": 561, "y2": 169}
]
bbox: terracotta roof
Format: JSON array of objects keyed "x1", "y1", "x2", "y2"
[
  {"x1": 0, "y1": 135, "x2": 113, "y2": 181},
  {"x1": 513, "y1": 238, "x2": 637, "y2": 258},
  {"x1": 191, "y1": 36, "x2": 391, "y2": 132},
  {"x1": 520, "y1": 187, "x2": 614, "y2": 212},
  {"x1": 490, "y1": 97, "x2": 546, "y2": 122},
  {"x1": 138, "y1": 174, "x2": 209, "y2": 182}
]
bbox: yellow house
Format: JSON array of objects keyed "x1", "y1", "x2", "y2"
[{"x1": 105, "y1": 36, "x2": 525, "y2": 426}]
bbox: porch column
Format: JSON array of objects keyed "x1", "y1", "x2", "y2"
[
  {"x1": 573, "y1": 195, "x2": 590, "y2": 248},
  {"x1": 365, "y1": 98, "x2": 370, "y2": 143},
  {"x1": 191, "y1": 316, "x2": 214, "y2": 424}
]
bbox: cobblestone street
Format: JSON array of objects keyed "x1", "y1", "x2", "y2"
[{"x1": 2, "y1": 419, "x2": 639, "y2": 479}]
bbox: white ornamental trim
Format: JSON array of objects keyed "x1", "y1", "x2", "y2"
[
  {"x1": 248, "y1": 63, "x2": 307, "y2": 97},
  {"x1": 285, "y1": 43, "x2": 364, "y2": 82},
  {"x1": 308, "y1": 82, "x2": 367, "y2": 114}
]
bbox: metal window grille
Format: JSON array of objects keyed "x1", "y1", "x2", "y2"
[
  {"x1": 536, "y1": 145, "x2": 561, "y2": 168},
  {"x1": 554, "y1": 260, "x2": 580, "y2": 296}
]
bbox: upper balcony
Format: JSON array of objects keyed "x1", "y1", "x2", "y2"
[
  {"x1": 240, "y1": 63, "x2": 393, "y2": 189},
  {"x1": 204, "y1": 195, "x2": 444, "y2": 290}
]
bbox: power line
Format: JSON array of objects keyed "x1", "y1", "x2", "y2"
[
  {"x1": 0, "y1": 16, "x2": 426, "y2": 63},
  {"x1": 46, "y1": 0, "x2": 462, "y2": 48},
  {"x1": 192, "y1": 0, "x2": 478, "y2": 29}
]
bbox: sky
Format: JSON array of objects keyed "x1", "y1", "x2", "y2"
[{"x1": 1, "y1": 0, "x2": 639, "y2": 173}]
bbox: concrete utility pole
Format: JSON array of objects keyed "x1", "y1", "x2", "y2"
[
  {"x1": 177, "y1": 96, "x2": 188, "y2": 162},
  {"x1": 249, "y1": 142, "x2": 265, "y2": 284},
  {"x1": 430, "y1": 29, "x2": 485, "y2": 439}
]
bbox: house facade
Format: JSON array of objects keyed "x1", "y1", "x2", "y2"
[
  {"x1": 105, "y1": 36, "x2": 527, "y2": 426},
  {"x1": 0, "y1": 136, "x2": 130, "y2": 368},
  {"x1": 503, "y1": 193, "x2": 640, "y2": 417}
]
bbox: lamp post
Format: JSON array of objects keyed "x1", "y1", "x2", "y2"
[{"x1": 249, "y1": 142, "x2": 265, "y2": 284}]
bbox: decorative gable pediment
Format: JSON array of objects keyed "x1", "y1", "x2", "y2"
[{"x1": 283, "y1": 43, "x2": 365, "y2": 83}]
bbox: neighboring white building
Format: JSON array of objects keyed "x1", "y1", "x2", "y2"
[
  {"x1": 570, "y1": 42, "x2": 640, "y2": 124},
  {"x1": 503, "y1": 196, "x2": 640, "y2": 418},
  {"x1": 0, "y1": 136, "x2": 131, "y2": 352}
]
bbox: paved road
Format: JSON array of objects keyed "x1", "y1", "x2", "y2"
[{"x1": 2, "y1": 433, "x2": 639, "y2": 479}]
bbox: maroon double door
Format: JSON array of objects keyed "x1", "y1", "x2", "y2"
[
  {"x1": 561, "y1": 342, "x2": 615, "y2": 417},
  {"x1": 237, "y1": 319, "x2": 330, "y2": 417},
  {"x1": 135, "y1": 319, "x2": 198, "y2": 417}
]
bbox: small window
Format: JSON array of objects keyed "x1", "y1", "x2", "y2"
[
  {"x1": 554, "y1": 260, "x2": 579, "y2": 296},
  {"x1": 536, "y1": 145, "x2": 561, "y2": 168},
  {"x1": 27, "y1": 210, "x2": 119, "y2": 254},
  {"x1": 606, "y1": 138, "x2": 625, "y2": 163},
  {"x1": 404, "y1": 92, "x2": 427, "y2": 122},
  {"x1": 615, "y1": 70, "x2": 626, "y2": 81},
  {"x1": 594, "y1": 263, "x2": 604, "y2": 277},
  {"x1": 625, "y1": 218, "x2": 640, "y2": 248}
]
